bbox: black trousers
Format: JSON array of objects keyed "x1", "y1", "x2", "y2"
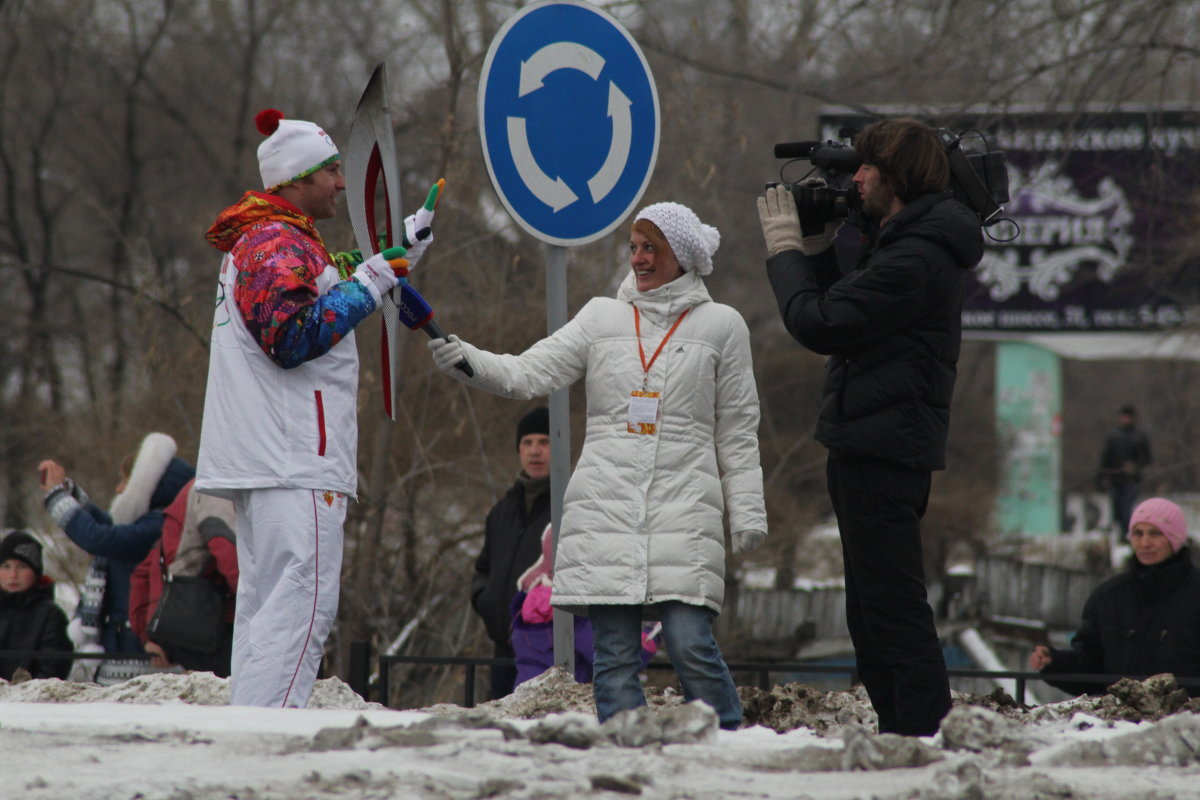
[
  {"x1": 827, "y1": 452, "x2": 951, "y2": 736},
  {"x1": 489, "y1": 640, "x2": 517, "y2": 701}
]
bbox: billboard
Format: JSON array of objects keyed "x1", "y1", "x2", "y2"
[{"x1": 817, "y1": 110, "x2": 1199, "y2": 334}]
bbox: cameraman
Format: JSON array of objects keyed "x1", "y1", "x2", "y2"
[{"x1": 756, "y1": 117, "x2": 983, "y2": 736}]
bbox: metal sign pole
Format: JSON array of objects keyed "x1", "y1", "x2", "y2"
[
  {"x1": 545, "y1": 243, "x2": 574, "y2": 675},
  {"x1": 479, "y1": 0, "x2": 660, "y2": 679}
]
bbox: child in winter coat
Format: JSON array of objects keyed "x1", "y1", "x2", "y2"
[
  {"x1": 510, "y1": 524, "x2": 594, "y2": 688},
  {"x1": 0, "y1": 530, "x2": 72, "y2": 681}
]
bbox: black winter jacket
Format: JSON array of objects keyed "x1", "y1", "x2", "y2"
[
  {"x1": 1041, "y1": 547, "x2": 1200, "y2": 696},
  {"x1": 1098, "y1": 424, "x2": 1152, "y2": 488},
  {"x1": 471, "y1": 480, "x2": 551, "y2": 646},
  {"x1": 0, "y1": 578, "x2": 73, "y2": 681},
  {"x1": 767, "y1": 192, "x2": 983, "y2": 471}
]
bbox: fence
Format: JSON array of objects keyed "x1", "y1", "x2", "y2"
[
  {"x1": 5, "y1": 647, "x2": 1197, "y2": 715},
  {"x1": 361, "y1": 649, "x2": 1200, "y2": 710},
  {"x1": 975, "y1": 556, "x2": 1101, "y2": 630}
]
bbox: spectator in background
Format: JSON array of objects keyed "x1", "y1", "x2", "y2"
[
  {"x1": 1098, "y1": 404, "x2": 1153, "y2": 535},
  {"x1": 470, "y1": 406, "x2": 553, "y2": 700},
  {"x1": 0, "y1": 530, "x2": 72, "y2": 681},
  {"x1": 1030, "y1": 498, "x2": 1200, "y2": 696},
  {"x1": 38, "y1": 432, "x2": 194, "y2": 660},
  {"x1": 129, "y1": 478, "x2": 238, "y2": 677},
  {"x1": 509, "y1": 522, "x2": 595, "y2": 689}
]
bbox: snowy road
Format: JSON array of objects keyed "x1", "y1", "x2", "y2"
[{"x1": 3, "y1": 671, "x2": 1200, "y2": 799}]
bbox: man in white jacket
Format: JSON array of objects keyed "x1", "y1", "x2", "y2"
[
  {"x1": 429, "y1": 202, "x2": 766, "y2": 729},
  {"x1": 195, "y1": 109, "x2": 429, "y2": 707}
]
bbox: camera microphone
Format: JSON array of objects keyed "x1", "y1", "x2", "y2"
[{"x1": 773, "y1": 141, "x2": 822, "y2": 159}]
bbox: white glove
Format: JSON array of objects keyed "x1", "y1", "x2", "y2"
[
  {"x1": 757, "y1": 185, "x2": 804, "y2": 257},
  {"x1": 732, "y1": 530, "x2": 766, "y2": 555},
  {"x1": 401, "y1": 179, "x2": 444, "y2": 270},
  {"x1": 428, "y1": 333, "x2": 465, "y2": 375},
  {"x1": 352, "y1": 246, "x2": 407, "y2": 304}
]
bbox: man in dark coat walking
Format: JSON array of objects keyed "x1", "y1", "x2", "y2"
[
  {"x1": 471, "y1": 406, "x2": 552, "y2": 699},
  {"x1": 757, "y1": 118, "x2": 984, "y2": 736}
]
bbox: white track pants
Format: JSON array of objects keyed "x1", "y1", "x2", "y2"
[{"x1": 229, "y1": 488, "x2": 346, "y2": 707}]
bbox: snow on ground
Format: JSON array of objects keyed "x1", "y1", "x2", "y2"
[{"x1": 3, "y1": 668, "x2": 1200, "y2": 799}]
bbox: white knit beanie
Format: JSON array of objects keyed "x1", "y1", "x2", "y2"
[
  {"x1": 254, "y1": 109, "x2": 339, "y2": 191},
  {"x1": 633, "y1": 202, "x2": 720, "y2": 276}
]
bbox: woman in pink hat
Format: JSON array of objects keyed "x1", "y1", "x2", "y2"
[{"x1": 1029, "y1": 497, "x2": 1200, "y2": 696}]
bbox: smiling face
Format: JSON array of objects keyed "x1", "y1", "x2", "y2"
[
  {"x1": 629, "y1": 228, "x2": 684, "y2": 292},
  {"x1": 279, "y1": 160, "x2": 345, "y2": 220},
  {"x1": 1129, "y1": 522, "x2": 1175, "y2": 566}
]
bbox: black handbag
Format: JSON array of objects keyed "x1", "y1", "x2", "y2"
[{"x1": 147, "y1": 545, "x2": 225, "y2": 655}]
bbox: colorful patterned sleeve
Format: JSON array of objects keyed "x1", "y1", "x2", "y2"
[{"x1": 232, "y1": 230, "x2": 377, "y2": 369}]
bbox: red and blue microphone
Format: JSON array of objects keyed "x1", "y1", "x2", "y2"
[{"x1": 396, "y1": 283, "x2": 474, "y2": 377}]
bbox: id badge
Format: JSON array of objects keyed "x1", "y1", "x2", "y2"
[{"x1": 627, "y1": 390, "x2": 661, "y2": 435}]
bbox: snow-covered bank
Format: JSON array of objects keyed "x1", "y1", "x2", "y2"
[{"x1": 3, "y1": 669, "x2": 1200, "y2": 799}]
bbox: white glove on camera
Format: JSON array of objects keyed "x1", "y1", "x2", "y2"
[
  {"x1": 428, "y1": 334, "x2": 465, "y2": 375},
  {"x1": 757, "y1": 185, "x2": 803, "y2": 256},
  {"x1": 732, "y1": 530, "x2": 766, "y2": 555}
]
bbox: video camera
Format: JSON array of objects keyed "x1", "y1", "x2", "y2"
[{"x1": 769, "y1": 127, "x2": 1010, "y2": 235}]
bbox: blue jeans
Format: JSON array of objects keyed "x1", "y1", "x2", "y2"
[{"x1": 590, "y1": 601, "x2": 742, "y2": 729}]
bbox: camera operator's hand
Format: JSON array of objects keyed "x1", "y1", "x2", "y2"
[
  {"x1": 757, "y1": 185, "x2": 803, "y2": 257},
  {"x1": 799, "y1": 220, "x2": 842, "y2": 256},
  {"x1": 794, "y1": 178, "x2": 843, "y2": 255}
]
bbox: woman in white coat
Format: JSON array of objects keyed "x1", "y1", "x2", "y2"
[{"x1": 430, "y1": 202, "x2": 767, "y2": 729}]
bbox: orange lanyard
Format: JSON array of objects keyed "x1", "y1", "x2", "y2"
[{"x1": 634, "y1": 306, "x2": 689, "y2": 388}]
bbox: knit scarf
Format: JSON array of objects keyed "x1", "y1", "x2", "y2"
[
  {"x1": 77, "y1": 559, "x2": 108, "y2": 634},
  {"x1": 518, "y1": 472, "x2": 550, "y2": 516}
]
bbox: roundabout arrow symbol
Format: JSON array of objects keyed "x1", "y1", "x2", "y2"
[
  {"x1": 519, "y1": 41, "x2": 606, "y2": 96},
  {"x1": 507, "y1": 116, "x2": 579, "y2": 211},
  {"x1": 587, "y1": 81, "x2": 632, "y2": 203}
]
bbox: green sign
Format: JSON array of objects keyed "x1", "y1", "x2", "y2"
[{"x1": 996, "y1": 341, "x2": 1062, "y2": 536}]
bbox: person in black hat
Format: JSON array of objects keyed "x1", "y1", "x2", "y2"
[
  {"x1": 0, "y1": 530, "x2": 72, "y2": 681},
  {"x1": 470, "y1": 406, "x2": 552, "y2": 700}
]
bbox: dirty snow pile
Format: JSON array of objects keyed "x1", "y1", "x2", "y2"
[{"x1": 3, "y1": 668, "x2": 1200, "y2": 799}]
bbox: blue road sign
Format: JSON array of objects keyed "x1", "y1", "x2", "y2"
[{"x1": 479, "y1": 0, "x2": 659, "y2": 246}]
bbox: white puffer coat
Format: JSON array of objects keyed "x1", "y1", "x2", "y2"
[{"x1": 453, "y1": 270, "x2": 766, "y2": 615}]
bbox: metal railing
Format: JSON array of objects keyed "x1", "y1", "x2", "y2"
[
  {"x1": 362, "y1": 649, "x2": 1200, "y2": 709},
  {"x1": 7, "y1": 647, "x2": 1198, "y2": 713},
  {"x1": 0, "y1": 649, "x2": 151, "y2": 664}
]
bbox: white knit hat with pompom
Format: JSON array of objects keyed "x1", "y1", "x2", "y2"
[
  {"x1": 254, "y1": 109, "x2": 339, "y2": 191},
  {"x1": 633, "y1": 202, "x2": 720, "y2": 276}
]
